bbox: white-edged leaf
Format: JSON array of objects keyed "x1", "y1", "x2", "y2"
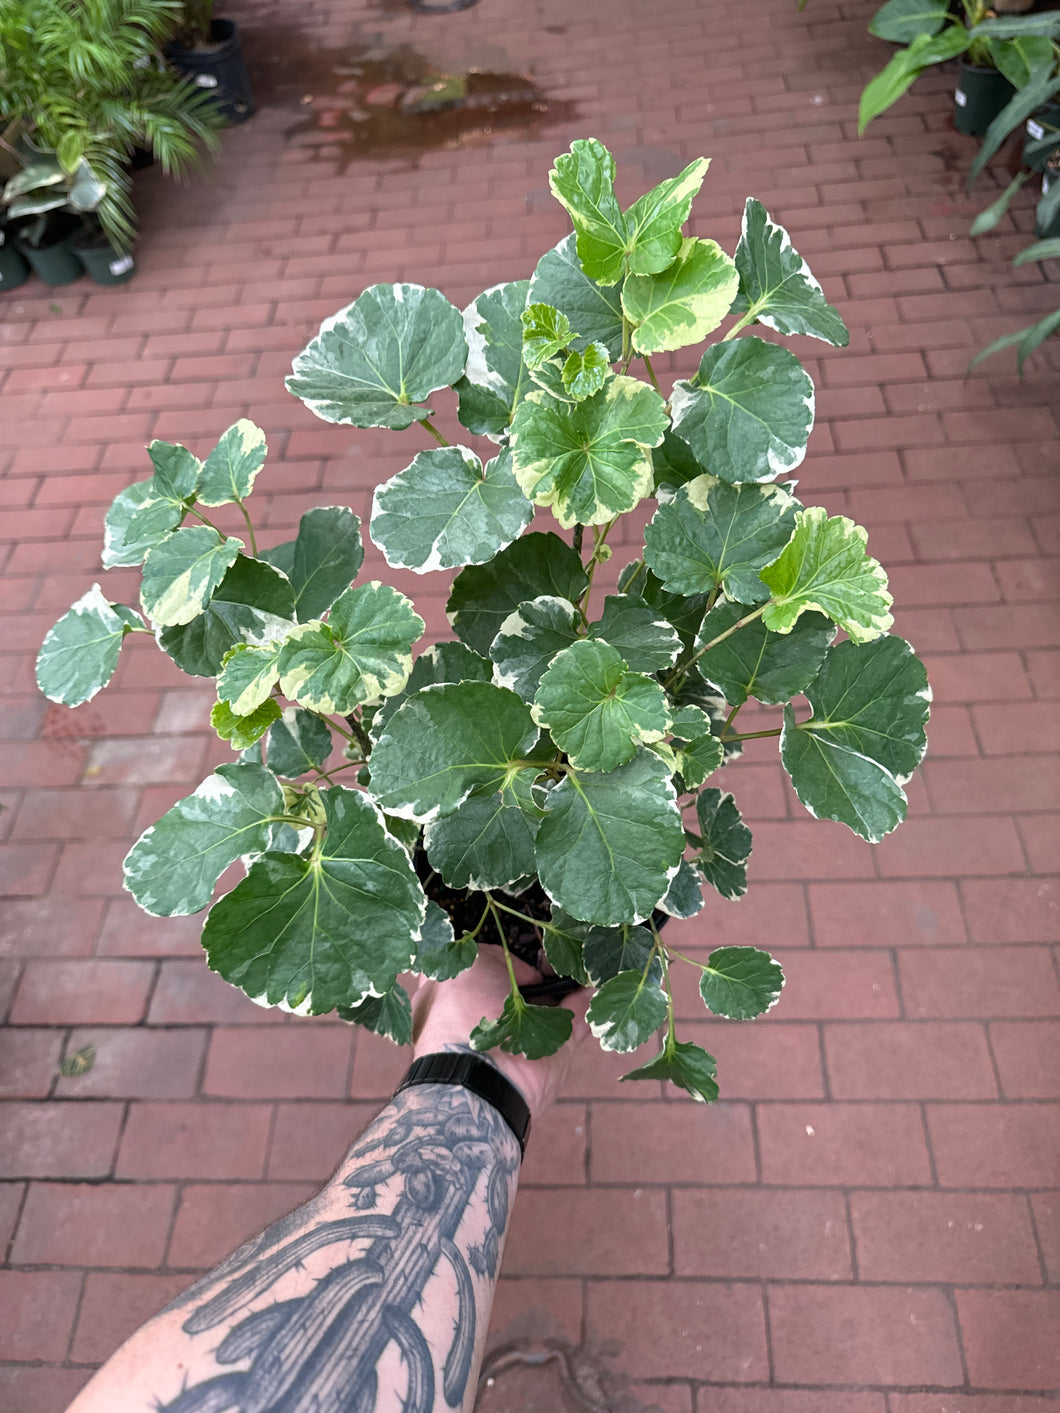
[
  {"x1": 732, "y1": 199, "x2": 849, "y2": 345},
  {"x1": 621, "y1": 1039, "x2": 719, "y2": 1102},
  {"x1": 140, "y1": 527, "x2": 243, "y2": 628},
  {"x1": 471, "y1": 992, "x2": 573, "y2": 1060},
  {"x1": 699, "y1": 945, "x2": 784, "y2": 1019},
  {"x1": 533, "y1": 639, "x2": 671, "y2": 772},
  {"x1": 529, "y1": 233, "x2": 625, "y2": 358},
  {"x1": 102, "y1": 479, "x2": 176, "y2": 568},
  {"x1": 196, "y1": 420, "x2": 268, "y2": 506},
  {"x1": 159, "y1": 555, "x2": 295, "y2": 677},
  {"x1": 124, "y1": 762, "x2": 284, "y2": 916},
  {"x1": 588, "y1": 967, "x2": 668, "y2": 1052},
  {"x1": 338, "y1": 983, "x2": 413, "y2": 1045},
  {"x1": 259, "y1": 506, "x2": 364, "y2": 623},
  {"x1": 448, "y1": 531, "x2": 589, "y2": 656},
  {"x1": 760, "y1": 507, "x2": 894, "y2": 642},
  {"x1": 148, "y1": 440, "x2": 201, "y2": 500},
  {"x1": 561, "y1": 341, "x2": 611, "y2": 401},
  {"x1": 370, "y1": 445, "x2": 532, "y2": 573},
  {"x1": 414, "y1": 900, "x2": 477, "y2": 981},
  {"x1": 216, "y1": 641, "x2": 285, "y2": 715},
  {"x1": 694, "y1": 787, "x2": 751, "y2": 900},
  {"x1": 36, "y1": 586, "x2": 143, "y2": 707},
  {"x1": 286, "y1": 283, "x2": 467, "y2": 429},
  {"x1": 267, "y1": 707, "x2": 333, "y2": 778},
  {"x1": 622, "y1": 156, "x2": 710, "y2": 275},
  {"x1": 210, "y1": 697, "x2": 282, "y2": 751},
  {"x1": 202, "y1": 786, "x2": 426, "y2": 1013},
  {"x1": 588, "y1": 593, "x2": 681, "y2": 674},
  {"x1": 454, "y1": 280, "x2": 531, "y2": 438},
  {"x1": 489, "y1": 595, "x2": 582, "y2": 701},
  {"x1": 547, "y1": 138, "x2": 629, "y2": 284},
  {"x1": 372, "y1": 640, "x2": 493, "y2": 740},
  {"x1": 424, "y1": 791, "x2": 539, "y2": 891},
  {"x1": 522, "y1": 302, "x2": 575, "y2": 367},
  {"x1": 583, "y1": 924, "x2": 657, "y2": 985},
  {"x1": 658, "y1": 858, "x2": 705, "y2": 918},
  {"x1": 622, "y1": 236, "x2": 739, "y2": 354}
]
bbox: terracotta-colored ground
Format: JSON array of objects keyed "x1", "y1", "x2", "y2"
[{"x1": 2, "y1": 0, "x2": 1058, "y2": 1409}]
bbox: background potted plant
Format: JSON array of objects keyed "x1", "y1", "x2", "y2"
[
  {"x1": 0, "y1": 0, "x2": 222, "y2": 262},
  {"x1": 861, "y1": 0, "x2": 1060, "y2": 136},
  {"x1": 36, "y1": 140, "x2": 930, "y2": 1097},
  {"x1": 165, "y1": 0, "x2": 255, "y2": 126}
]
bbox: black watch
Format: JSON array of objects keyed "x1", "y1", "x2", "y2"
[{"x1": 394, "y1": 1051, "x2": 531, "y2": 1158}]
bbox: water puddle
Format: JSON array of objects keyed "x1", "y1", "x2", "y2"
[{"x1": 239, "y1": 22, "x2": 574, "y2": 168}]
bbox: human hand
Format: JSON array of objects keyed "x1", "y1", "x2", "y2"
[{"x1": 410, "y1": 946, "x2": 589, "y2": 1122}]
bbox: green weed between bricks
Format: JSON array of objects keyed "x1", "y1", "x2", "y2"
[{"x1": 37, "y1": 139, "x2": 931, "y2": 1101}]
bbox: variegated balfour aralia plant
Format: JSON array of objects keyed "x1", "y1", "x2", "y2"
[{"x1": 37, "y1": 140, "x2": 930, "y2": 1102}]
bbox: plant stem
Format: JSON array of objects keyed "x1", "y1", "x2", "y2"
[
  {"x1": 270, "y1": 812, "x2": 325, "y2": 833},
  {"x1": 679, "y1": 603, "x2": 768, "y2": 677},
  {"x1": 721, "y1": 309, "x2": 756, "y2": 342},
  {"x1": 620, "y1": 315, "x2": 632, "y2": 369},
  {"x1": 419, "y1": 418, "x2": 450, "y2": 447},
  {"x1": 484, "y1": 897, "x2": 520, "y2": 992},
  {"x1": 653, "y1": 922, "x2": 677, "y2": 1051},
  {"x1": 235, "y1": 499, "x2": 258, "y2": 557},
  {"x1": 643, "y1": 355, "x2": 661, "y2": 394},
  {"x1": 724, "y1": 726, "x2": 782, "y2": 742},
  {"x1": 310, "y1": 760, "x2": 364, "y2": 783},
  {"x1": 572, "y1": 524, "x2": 584, "y2": 558},
  {"x1": 721, "y1": 701, "x2": 742, "y2": 737},
  {"x1": 344, "y1": 714, "x2": 373, "y2": 757},
  {"x1": 187, "y1": 506, "x2": 222, "y2": 535},
  {"x1": 323, "y1": 715, "x2": 355, "y2": 743},
  {"x1": 578, "y1": 517, "x2": 617, "y2": 627}
]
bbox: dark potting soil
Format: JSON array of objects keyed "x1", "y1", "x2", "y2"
[{"x1": 414, "y1": 848, "x2": 550, "y2": 971}]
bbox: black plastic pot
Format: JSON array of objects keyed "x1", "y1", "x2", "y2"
[
  {"x1": 166, "y1": 18, "x2": 255, "y2": 125},
  {"x1": 0, "y1": 229, "x2": 31, "y2": 292},
  {"x1": 1024, "y1": 103, "x2": 1060, "y2": 173},
  {"x1": 953, "y1": 61, "x2": 1016, "y2": 138},
  {"x1": 17, "y1": 217, "x2": 83, "y2": 286},
  {"x1": 72, "y1": 227, "x2": 137, "y2": 285}
]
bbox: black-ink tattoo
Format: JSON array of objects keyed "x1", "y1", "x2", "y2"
[{"x1": 158, "y1": 1085, "x2": 519, "y2": 1413}]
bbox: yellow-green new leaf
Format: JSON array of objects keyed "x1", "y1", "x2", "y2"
[
  {"x1": 36, "y1": 586, "x2": 143, "y2": 707},
  {"x1": 217, "y1": 641, "x2": 285, "y2": 715},
  {"x1": 140, "y1": 527, "x2": 243, "y2": 628},
  {"x1": 622, "y1": 237, "x2": 739, "y2": 354},
  {"x1": 760, "y1": 508, "x2": 894, "y2": 642},
  {"x1": 197, "y1": 419, "x2": 268, "y2": 506},
  {"x1": 210, "y1": 697, "x2": 282, "y2": 751}
]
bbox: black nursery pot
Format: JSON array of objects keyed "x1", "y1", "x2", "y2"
[
  {"x1": 953, "y1": 61, "x2": 1016, "y2": 137},
  {"x1": 0, "y1": 229, "x2": 31, "y2": 292},
  {"x1": 17, "y1": 216, "x2": 83, "y2": 286},
  {"x1": 71, "y1": 227, "x2": 136, "y2": 286},
  {"x1": 166, "y1": 19, "x2": 255, "y2": 125}
]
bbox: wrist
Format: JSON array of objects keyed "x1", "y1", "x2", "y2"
[{"x1": 397, "y1": 1050, "x2": 531, "y2": 1157}]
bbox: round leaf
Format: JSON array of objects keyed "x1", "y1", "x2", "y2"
[
  {"x1": 760, "y1": 508, "x2": 894, "y2": 642},
  {"x1": 644, "y1": 474, "x2": 799, "y2": 603},
  {"x1": 277, "y1": 581, "x2": 423, "y2": 715},
  {"x1": 202, "y1": 786, "x2": 426, "y2": 1013},
  {"x1": 267, "y1": 708, "x2": 333, "y2": 779},
  {"x1": 697, "y1": 601, "x2": 835, "y2": 706},
  {"x1": 159, "y1": 555, "x2": 295, "y2": 678},
  {"x1": 424, "y1": 792, "x2": 539, "y2": 891},
  {"x1": 372, "y1": 640, "x2": 493, "y2": 740},
  {"x1": 694, "y1": 788, "x2": 752, "y2": 900},
  {"x1": 36, "y1": 586, "x2": 142, "y2": 707},
  {"x1": 260, "y1": 506, "x2": 364, "y2": 624},
  {"x1": 489, "y1": 595, "x2": 581, "y2": 701},
  {"x1": 583, "y1": 925, "x2": 657, "y2": 985},
  {"x1": 454, "y1": 280, "x2": 531, "y2": 438},
  {"x1": 699, "y1": 945, "x2": 784, "y2": 1019},
  {"x1": 621, "y1": 1039, "x2": 719, "y2": 1102},
  {"x1": 197, "y1": 419, "x2": 268, "y2": 507},
  {"x1": 286, "y1": 283, "x2": 467, "y2": 430},
  {"x1": 471, "y1": 993, "x2": 574, "y2": 1060},
  {"x1": 670, "y1": 336, "x2": 815, "y2": 484},
  {"x1": 622, "y1": 236, "x2": 739, "y2": 354},
  {"x1": 210, "y1": 697, "x2": 281, "y2": 751},
  {"x1": 587, "y1": 968, "x2": 668, "y2": 1052},
  {"x1": 732, "y1": 199, "x2": 849, "y2": 345},
  {"x1": 448, "y1": 531, "x2": 589, "y2": 656},
  {"x1": 124, "y1": 762, "x2": 284, "y2": 917},
  {"x1": 588, "y1": 593, "x2": 681, "y2": 674},
  {"x1": 510, "y1": 377, "x2": 667, "y2": 528},
  {"x1": 529, "y1": 234, "x2": 625, "y2": 359},
  {"x1": 370, "y1": 446, "x2": 532, "y2": 573},
  {"x1": 533, "y1": 639, "x2": 671, "y2": 772},
  {"x1": 140, "y1": 527, "x2": 243, "y2": 628}
]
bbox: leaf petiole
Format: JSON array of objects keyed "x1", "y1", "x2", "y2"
[
  {"x1": 419, "y1": 417, "x2": 450, "y2": 447},
  {"x1": 235, "y1": 499, "x2": 258, "y2": 557},
  {"x1": 721, "y1": 308, "x2": 757, "y2": 341},
  {"x1": 643, "y1": 355, "x2": 661, "y2": 394},
  {"x1": 186, "y1": 506, "x2": 223, "y2": 535},
  {"x1": 723, "y1": 726, "x2": 782, "y2": 742},
  {"x1": 673, "y1": 602, "x2": 769, "y2": 682}
]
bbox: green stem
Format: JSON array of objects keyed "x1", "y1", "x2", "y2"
[
  {"x1": 419, "y1": 418, "x2": 450, "y2": 447},
  {"x1": 484, "y1": 897, "x2": 521, "y2": 993},
  {"x1": 720, "y1": 701, "x2": 742, "y2": 737},
  {"x1": 235, "y1": 499, "x2": 258, "y2": 557},
  {"x1": 270, "y1": 812, "x2": 325, "y2": 833},
  {"x1": 578, "y1": 517, "x2": 617, "y2": 627},
  {"x1": 323, "y1": 715, "x2": 355, "y2": 743},
  {"x1": 620, "y1": 315, "x2": 632, "y2": 369},
  {"x1": 643, "y1": 355, "x2": 661, "y2": 394},
  {"x1": 572, "y1": 524, "x2": 584, "y2": 559},
  {"x1": 724, "y1": 726, "x2": 782, "y2": 742},
  {"x1": 652, "y1": 922, "x2": 677, "y2": 1052},
  {"x1": 679, "y1": 603, "x2": 768, "y2": 678},
  {"x1": 459, "y1": 898, "x2": 494, "y2": 946},
  {"x1": 187, "y1": 506, "x2": 222, "y2": 535},
  {"x1": 310, "y1": 760, "x2": 364, "y2": 783},
  {"x1": 721, "y1": 309, "x2": 757, "y2": 342}
]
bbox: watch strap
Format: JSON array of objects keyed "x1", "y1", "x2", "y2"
[{"x1": 395, "y1": 1051, "x2": 531, "y2": 1158}]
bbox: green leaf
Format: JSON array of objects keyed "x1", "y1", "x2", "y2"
[
  {"x1": 140, "y1": 527, "x2": 243, "y2": 628},
  {"x1": 760, "y1": 507, "x2": 894, "y2": 642},
  {"x1": 370, "y1": 446, "x2": 532, "y2": 573},
  {"x1": 622, "y1": 237, "x2": 739, "y2": 354},
  {"x1": 694, "y1": 788, "x2": 752, "y2": 900},
  {"x1": 588, "y1": 594, "x2": 681, "y2": 674},
  {"x1": 369, "y1": 682, "x2": 539, "y2": 822},
  {"x1": 547, "y1": 138, "x2": 629, "y2": 285},
  {"x1": 197, "y1": 419, "x2": 268, "y2": 507},
  {"x1": 670, "y1": 337, "x2": 815, "y2": 485},
  {"x1": 989, "y1": 36, "x2": 1055, "y2": 92},
  {"x1": 454, "y1": 280, "x2": 531, "y2": 439},
  {"x1": 489, "y1": 595, "x2": 582, "y2": 701},
  {"x1": 529, "y1": 234, "x2": 625, "y2": 359},
  {"x1": 869, "y1": 0, "x2": 949, "y2": 43},
  {"x1": 621, "y1": 1039, "x2": 719, "y2": 1102},
  {"x1": 536, "y1": 750, "x2": 685, "y2": 924},
  {"x1": 510, "y1": 377, "x2": 668, "y2": 528},
  {"x1": 780, "y1": 634, "x2": 930, "y2": 842},
  {"x1": 522, "y1": 302, "x2": 575, "y2": 367},
  {"x1": 259, "y1": 506, "x2": 364, "y2": 623},
  {"x1": 424, "y1": 791, "x2": 539, "y2": 891},
  {"x1": 697, "y1": 601, "x2": 835, "y2": 706},
  {"x1": 619, "y1": 562, "x2": 711, "y2": 652},
  {"x1": 414, "y1": 901, "x2": 477, "y2": 981},
  {"x1": 583, "y1": 924, "x2": 656, "y2": 985},
  {"x1": 658, "y1": 858, "x2": 705, "y2": 919},
  {"x1": 622, "y1": 157, "x2": 710, "y2": 276},
  {"x1": 731, "y1": 199, "x2": 850, "y2": 345},
  {"x1": 674, "y1": 727, "x2": 724, "y2": 790},
  {"x1": 533, "y1": 640, "x2": 670, "y2": 772},
  {"x1": 968, "y1": 72, "x2": 1060, "y2": 188},
  {"x1": 286, "y1": 283, "x2": 467, "y2": 430},
  {"x1": 448, "y1": 532, "x2": 589, "y2": 656},
  {"x1": 587, "y1": 968, "x2": 668, "y2": 1052},
  {"x1": 372, "y1": 641, "x2": 493, "y2": 739},
  {"x1": 972, "y1": 12, "x2": 1060, "y2": 38},
  {"x1": 338, "y1": 983, "x2": 413, "y2": 1045},
  {"x1": 36, "y1": 586, "x2": 142, "y2": 707},
  {"x1": 148, "y1": 439, "x2": 201, "y2": 501},
  {"x1": 472, "y1": 993, "x2": 574, "y2": 1060},
  {"x1": 210, "y1": 697, "x2": 281, "y2": 751},
  {"x1": 652, "y1": 427, "x2": 706, "y2": 492},
  {"x1": 202, "y1": 786, "x2": 426, "y2": 1013},
  {"x1": 858, "y1": 29, "x2": 971, "y2": 132},
  {"x1": 1012, "y1": 238, "x2": 1060, "y2": 265},
  {"x1": 970, "y1": 172, "x2": 1028, "y2": 237},
  {"x1": 644, "y1": 474, "x2": 800, "y2": 604},
  {"x1": 562, "y1": 342, "x2": 611, "y2": 401},
  {"x1": 102, "y1": 479, "x2": 176, "y2": 568},
  {"x1": 159, "y1": 555, "x2": 296, "y2": 677},
  {"x1": 540, "y1": 908, "x2": 591, "y2": 985},
  {"x1": 216, "y1": 641, "x2": 285, "y2": 715},
  {"x1": 124, "y1": 762, "x2": 284, "y2": 917},
  {"x1": 699, "y1": 945, "x2": 784, "y2": 1019},
  {"x1": 277, "y1": 582, "x2": 423, "y2": 715},
  {"x1": 267, "y1": 707, "x2": 333, "y2": 778}
]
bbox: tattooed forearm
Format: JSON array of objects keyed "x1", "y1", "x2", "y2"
[{"x1": 151, "y1": 1083, "x2": 521, "y2": 1413}]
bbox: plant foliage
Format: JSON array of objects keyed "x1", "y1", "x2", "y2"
[{"x1": 37, "y1": 140, "x2": 931, "y2": 1100}]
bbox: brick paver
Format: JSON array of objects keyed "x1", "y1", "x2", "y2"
[{"x1": 2, "y1": 0, "x2": 1058, "y2": 1407}]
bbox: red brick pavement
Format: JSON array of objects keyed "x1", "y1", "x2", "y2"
[{"x1": 2, "y1": 0, "x2": 1059, "y2": 1407}]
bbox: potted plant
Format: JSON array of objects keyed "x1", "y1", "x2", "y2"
[
  {"x1": 0, "y1": 0, "x2": 222, "y2": 255},
  {"x1": 165, "y1": 0, "x2": 255, "y2": 125},
  {"x1": 36, "y1": 140, "x2": 930, "y2": 1097},
  {"x1": 860, "y1": 0, "x2": 1060, "y2": 137}
]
